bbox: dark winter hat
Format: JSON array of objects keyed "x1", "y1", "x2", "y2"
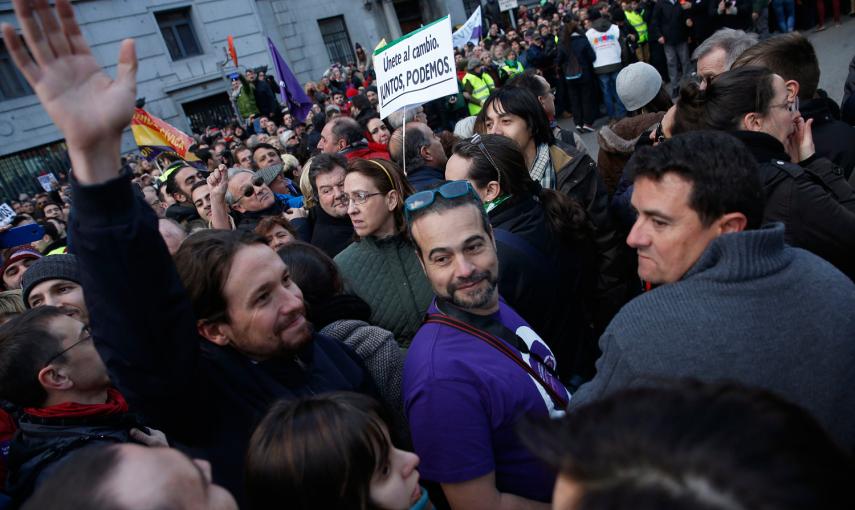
[{"x1": 21, "y1": 254, "x2": 81, "y2": 307}]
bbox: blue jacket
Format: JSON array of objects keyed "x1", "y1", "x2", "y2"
[
  {"x1": 69, "y1": 175, "x2": 376, "y2": 504},
  {"x1": 405, "y1": 165, "x2": 445, "y2": 192}
]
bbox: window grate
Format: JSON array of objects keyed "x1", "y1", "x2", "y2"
[{"x1": 318, "y1": 16, "x2": 355, "y2": 66}]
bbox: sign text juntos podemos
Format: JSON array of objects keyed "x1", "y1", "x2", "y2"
[{"x1": 374, "y1": 16, "x2": 458, "y2": 119}]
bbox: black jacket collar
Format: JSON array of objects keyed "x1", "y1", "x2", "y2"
[{"x1": 728, "y1": 131, "x2": 790, "y2": 164}]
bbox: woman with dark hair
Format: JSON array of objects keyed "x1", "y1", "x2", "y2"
[
  {"x1": 363, "y1": 114, "x2": 392, "y2": 154},
  {"x1": 278, "y1": 241, "x2": 407, "y2": 436},
  {"x1": 254, "y1": 215, "x2": 298, "y2": 251},
  {"x1": 246, "y1": 392, "x2": 431, "y2": 510},
  {"x1": 446, "y1": 134, "x2": 599, "y2": 382},
  {"x1": 480, "y1": 88, "x2": 630, "y2": 333},
  {"x1": 557, "y1": 17, "x2": 597, "y2": 133},
  {"x1": 334, "y1": 159, "x2": 433, "y2": 346},
  {"x1": 672, "y1": 66, "x2": 855, "y2": 280}
]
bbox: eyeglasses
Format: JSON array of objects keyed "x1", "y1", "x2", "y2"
[
  {"x1": 342, "y1": 190, "x2": 384, "y2": 207},
  {"x1": 43, "y1": 326, "x2": 92, "y2": 368},
  {"x1": 769, "y1": 96, "x2": 799, "y2": 114},
  {"x1": 233, "y1": 176, "x2": 265, "y2": 204},
  {"x1": 404, "y1": 180, "x2": 480, "y2": 221},
  {"x1": 470, "y1": 134, "x2": 502, "y2": 189}
]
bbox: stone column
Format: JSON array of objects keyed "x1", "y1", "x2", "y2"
[{"x1": 381, "y1": 0, "x2": 403, "y2": 39}]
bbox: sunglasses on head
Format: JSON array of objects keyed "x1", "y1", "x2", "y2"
[
  {"x1": 404, "y1": 180, "x2": 480, "y2": 221},
  {"x1": 470, "y1": 134, "x2": 502, "y2": 189}
]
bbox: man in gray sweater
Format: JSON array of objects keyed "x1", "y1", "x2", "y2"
[{"x1": 571, "y1": 131, "x2": 855, "y2": 449}]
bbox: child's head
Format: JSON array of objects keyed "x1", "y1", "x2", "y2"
[{"x1": 245, "y1": 392, "x2": 422, "y2": 510}]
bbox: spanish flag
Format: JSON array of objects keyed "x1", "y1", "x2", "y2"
[{"x1": 130, "y1": 108, "x2": 199, "y2": 161}]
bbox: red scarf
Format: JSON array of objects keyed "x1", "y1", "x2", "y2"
[{"x1": 24, "y1": 388, "x2": 128, "y2": 419}]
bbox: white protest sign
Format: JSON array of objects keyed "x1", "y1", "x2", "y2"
[
  {"x1": 499, "y1": 0, "x2": 518, "y2": 12},
  {"x1": 0, "y1": 203, "x2": 15, "y2": 226},
  {"x1": 375, "y1": 16, "x2": 458, "y2": 120},
  {"x1": 36, "y1": 173, "x2": 58, "y2": 192},
  {"x1": 452, "y1": 6, "x2": 482, "y2": 49}
]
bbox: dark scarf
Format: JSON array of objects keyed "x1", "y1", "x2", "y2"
[{"x1": 308, "y1": 294, "x2": 372, "y2": 330}]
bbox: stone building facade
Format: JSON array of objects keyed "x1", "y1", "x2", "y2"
[{"x1": 0, "y1": 0, "x2": 476, "y2": 201}]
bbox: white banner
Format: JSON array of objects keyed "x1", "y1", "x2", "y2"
[
  {"x1": 499, "y1": 0, "x2": 518, "y2": 12},
  {"x1": 375, "y1": 16, "x2": 458, "y2": 119},
  {"x1": 452, "y1": 6, "x2": 482, "y2": 49}
]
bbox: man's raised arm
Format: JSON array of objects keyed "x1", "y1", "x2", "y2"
[{"x1": 2, "y1": 0, "x2": 200, "y2": 434}]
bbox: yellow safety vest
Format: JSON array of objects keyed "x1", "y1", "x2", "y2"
[
  {"x1": 625, "y1": 10, "x2": 648, "y2": 43},
  {"x1": 500, "y1": 61, "x2": 525, "y2": 79},
  {"x1": 462, "y1": 72, "x2": 495, "y2": 115}
]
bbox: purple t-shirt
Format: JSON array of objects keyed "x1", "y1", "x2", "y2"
[{"x1": 403, "y1": 298, "x2": 569, "y2": 503}]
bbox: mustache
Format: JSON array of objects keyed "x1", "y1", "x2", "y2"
[
  {"x1": 273, "y1": 305, "x2": 306, "y2": 337},
  {"x1": 447, "y1": 270, "x2": 493, "y2": 294}
]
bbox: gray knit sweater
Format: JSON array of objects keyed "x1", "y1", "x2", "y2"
[
  {"x1": 570, "y1": 223, "x2": 855, "y2": 448},
  {"x1": 320, "y1": 319, "x2": 409, "y2": 441}
]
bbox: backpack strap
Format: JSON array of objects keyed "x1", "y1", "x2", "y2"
[{"x1": 424, "y1": 313, "x2": 569, "y2": 409}]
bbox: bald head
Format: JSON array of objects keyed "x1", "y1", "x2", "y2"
[{"x1": 389, "y1": 127, "x2": 404, "y2": 164}]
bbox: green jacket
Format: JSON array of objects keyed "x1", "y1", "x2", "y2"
[
  {"x1": 334, "y1": 234, "x2": 433, "y2": 347},
  {"x1": 232, "y1": 77, "x2": 259, "y2": 120}
]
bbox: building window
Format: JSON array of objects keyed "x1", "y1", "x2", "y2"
[
  {"x1": 318, "y1": 16, "x2": 355, "y2": 66},
  {"x1": 155, "y1": 7, "x2": 202, "y2": 60},
  {"x1": 0, "y1": 38, "x2": 34, "y2": 101},
  {"x1": 0, "y1": 141, "x2": 69, "y2": 203}
]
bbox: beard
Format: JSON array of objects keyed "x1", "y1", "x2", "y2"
[{"x1": 445, "y1": 270, "x2": 499, "y2": 310}]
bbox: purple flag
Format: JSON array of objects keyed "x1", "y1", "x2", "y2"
[{"x1": 267, "y1": 37, "x2": 313, "y2": 122}]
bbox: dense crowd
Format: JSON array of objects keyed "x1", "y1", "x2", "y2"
[{"x1": 2, "y1": 0, "x2": 855, "y2": 509}]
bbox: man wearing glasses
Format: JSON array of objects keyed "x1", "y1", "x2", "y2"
[
  {"x1": 403, "y1": 181, "x2": 569, "y2": 510},
  {"x1": 0, "y1": 307, "x2": 168, "y2": 505}
]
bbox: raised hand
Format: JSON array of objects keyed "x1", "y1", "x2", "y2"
[
  {"x1": 207, "y1": 165, "x2": 229, "y2": 201},
  {"x1": 1, "y1": 0, "x2": 137, "y2": 184}
]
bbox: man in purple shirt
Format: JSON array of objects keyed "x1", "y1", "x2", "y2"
[{"x1": 403, "y1": 181, "x2": 570, "y2": 510}]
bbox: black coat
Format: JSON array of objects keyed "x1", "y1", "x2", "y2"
[
  {"x1": 800, "y1": 96, "x2": 855, "y2": 180},
  {"x1": 6, "y1": 411, "x2": 140, "y2": 506},
  {"x1": 650, "y1": 0, "x2": 689, "y2": 43},
  {"x1": 490, "y1": 195, "x2": 597, "y2": 381},
  {"x1": 253, "y1": 78, "x2": 279, "y2": 117},
  {"x1": 552, "y1": 141, "x2": 638, "y2": 334},
  {"x1": 707, "y1": 0, "x2": 753, "y2": 31},
  {"x1": 556, "y1": 33, "x2": 596, "y2": 82},
  {"x1": 292, "y1": 205, "x2": 355, "y2": 258},
  {"x1": 730, "y1": 130, "x2": 855, "y2": 281},
  {"x1": 69, "y1": 176, "x2": 376, "y2": 503}
]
